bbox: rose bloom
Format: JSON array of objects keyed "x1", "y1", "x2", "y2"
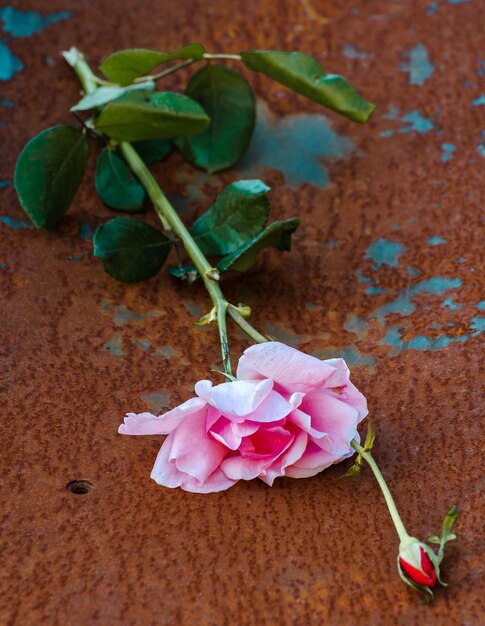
[{"x1": 119, "y1": 342, "x2": 368, "y2": 493}]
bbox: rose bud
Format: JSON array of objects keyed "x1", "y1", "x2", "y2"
[{"x1": 398, "y1": 539, "x2": 438, "y2": 589}]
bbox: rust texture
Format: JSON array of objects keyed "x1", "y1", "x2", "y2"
[{"x1": 0, "y1": 0, "x2": 483, "y2": 624}]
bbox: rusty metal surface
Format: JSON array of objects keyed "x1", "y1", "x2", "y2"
[{"x1": 1, "y1": 0, "x2": 483, "y2": 624}]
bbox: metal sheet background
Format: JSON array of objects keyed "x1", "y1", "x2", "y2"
[{"x1": 1, "y1": 1, "x2": 483, "y2": 624}]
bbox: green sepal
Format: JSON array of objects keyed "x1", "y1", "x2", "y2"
[
  {"x1": 95, "y1": 148, "x2": 146, "y2": 212},
  {"x1": 94, "y1": 90, "x2": 209, "y2": 142},
  {"x1": 176, "y1": 64, "x2": 256, "y2": 173},
  {"x1": 14, "y1": 125, "x2": 89, "y2": 229},
  {"x1": 195, "y1": 307, "x2": 217, "y2": 326},
  {"x1": 190, "y1": 179, "x2": 270, "y2": 257},
  {"x1": 99, "y1": 44, "x2": 206, "y2": 85},
  {"x1": 217, "y1": 218, "x2": 300, "y2": 273},
  {"x1": 363, "y1": 422, "x2": 376, "y2": 452},
  {"x1": 93, "y1": 216, "x2": 172, "y2": 282},
  {"x1": 240, "y1": 50, "x2": 375, "y2": 123}
]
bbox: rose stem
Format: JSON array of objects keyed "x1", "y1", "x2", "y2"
[{"x1": 65, "y1": 48, "x2": 267, "y2": 376}]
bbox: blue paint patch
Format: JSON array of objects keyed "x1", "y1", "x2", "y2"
[
  {"x1": 478, "y1": 61, "x2": 485, "y2": 77},
  {"x1": 155, "y1": 346, "x2": 176, "y2": 357},
  {"x1": 406, "y1": 267, "x2": 420, "y2": 277},
  {"x1": 0, "y1": 6, "x2": 70, "y2": 37},
  {"x1": 426, "y1": 1, "x2": 439, "y2": 14},
  {"x1": 476, "y1": 300, "x2": 485, "y2": 310},
  {"x1": 356, "y1": 270, "x2": 372, "y2": 283},
  {"x1": 380, "y1": 325, "x2": 468, "y2": 352},
  {"x1": 412, "y1": 277, "x2": 462, "y2": 294},
  {"x1": 477, "y1": 143, "x2": 485, "y2": 157},
  {"x1": 236, "y1": 101, "x2": 354, "y2": 189},
  {"x1": 443, "y1": 296, "x2": 464, "y2": 310},
  {"x1": 313, "y1": 346, "x2": 376, "y2": 368},
  {"x1": 140, "y1": 391, "x2": 171, "y2": 412},
  {"x1": 447, "y1": 0, "x2": 469, "y2": 4},
  {"x1": 383, "y1": 106, "x2": 399, "y2": 120},
  {"x1": 0, "y1": 98, "x2": 13, "y2": 107},
  {"x1": 380, "y1": 129, "x2": 394, "y2": 138},
  {"x1": 400, "y1": 110, "x2": 434, "y2": 133},
  {"x1": 470, "y1": 317, "x2": 485, "y2": 334},
  {"x1": 101, "y1": 300, "x2": 162, "y2": 326},
  {"x1": 0, "y1": 215, "x2": 33, "y2": 229},
  {"x1": 0, "y1": 41, "x2": 23, "y2": 80},
  {"x1": 427, "y1": 235, "x2": 447, "y2": 244},
  {"x1": 342, "y1": 44, "x2": 369, "y2": 59},
  {"x1": 472, "y1": 95, "x2": 485, "y2": 106},
  {"x1": 79, "y1": 222, "x2": 95, "y2": 240},
  {"x1": 102, "y1": 336, "x2": 125, "y2": 357},
  {"x1": 401, "y1": 44, "x2": 435, "y2": 85},
  {"x1": 66, "y1": 252, "x2": 87, "y2": 263},
  {"x1": 366, "y1": 238, "x2": 407, "y2": 268},
  {"x1": 344, "y1": 315, "x2": 370, "y2": 339},
  {"x1": 456, "y1": 257, "x2": 466, "y2": 263},
  {"x1": 0, "y1": 180, "x2": 13, "y2": 190},
  {"x1": 131, "y1": 338, "x2": 152, "y2": 351},
  {"x1": 367, "y1": 286, "x2": 386, "y2": 295},
  {"x1": 441, "y1": 143, "x2": 456, "y2": 162}
]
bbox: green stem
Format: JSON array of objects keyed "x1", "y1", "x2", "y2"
[
  {"x1": 228, "y1": 306, "x2": 268, "y2": 344},
  {"x1": 64, "y1": 47, "x2": 264, "y2": 376},
  {"x1": 203, "y1": 53, "x2": 242, "y2": 61},
  {"x1": 135, "y1": 58, "x2": 197, "y2": 83},
  {"x1": 351, "y1": 439, "x2": 410, "y2": 543}
]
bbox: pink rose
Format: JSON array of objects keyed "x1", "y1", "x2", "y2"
[{"x1": 119, "y1": 342, "x2": 368, "y2": 493}]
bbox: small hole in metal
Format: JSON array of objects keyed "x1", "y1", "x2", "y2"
[{"x1": 66, "y1": 480, "x2": 93, "y2": 495}]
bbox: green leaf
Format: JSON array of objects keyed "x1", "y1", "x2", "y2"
[
  {"x1": 95, "y1": 148, "x2": 146, "y2": 212},
  {"x1": 190, "y1": 180, "x2": 270, "y2": 256},
  {"x1": 14, "y1": 125, "x2": 89, "y2": 229},
  {"x1": 93, "y1": 217, "x2": 171, "y2": 282},
  {"x1": 94, "y1": 90, "x2": 209, "y2": 142},
  {"x1": 240, "y1": 50, "x2": 376, "y2": 123},
  {"x1": 132, "y1": 139, "x2": 172, "y2": 165},
  {"x1": 218, "y1": 217, "x2": 299, "y2": 272},
  {"x1": 176, "y1": 65, "x2": 255, "y2": 173},
  {"x1": 71, "y1": 81, "x2": 155, "y2": 111},
  {"x1": 99, "y1": 44, "x2": 206, "y2": 85}
]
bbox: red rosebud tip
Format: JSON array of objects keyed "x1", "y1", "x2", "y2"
[{"x1": 399, "y1": 545, "x2": 437, "y2": 588}]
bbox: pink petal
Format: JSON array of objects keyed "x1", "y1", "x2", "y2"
[
  {"x1": 150, "y1": 434, "x2": 184, "y2": 488},
  {"x1": 221, "y1": 455, "x2": 270, "y2": 481},
  {"x1": 232, "y1": 421, "x2": 260, "y2": 437},
  {"x1": 237, "y1": 342, "x2": 336, "y2": 393},
  {"x1": 119, "y1": 397, "x2": 206, "y2": 435},
  {"x1": 288, "y1": 408, "x2": 329, "y2": 442},
  {"x1": 170, "y1": 408, "x2": 229, "y2": 482},
  {"x1": 300, "y1": 390, "x2": 360, "y2": 456},
  {"x1": 246, "y1": 390, "x2": 294, "y2": 423},
  {"x1": 261, "y1": 428, "x2": 309, "y2": 486},
  {"x1": 180, "y1": 468, "x2": 237, "y2": 493},
  {"x1": 285, "y1": 440, "x2": 338, "y2": 478},
  {"x1": 196, "y1": 378, "x2": 274, "y2": 420},
  {"x1": 322, "y1": 358, "x2": 368, "y2": 421},
  {"x1": 209, "y1": 417, "x2": 242, "y2": 451}
]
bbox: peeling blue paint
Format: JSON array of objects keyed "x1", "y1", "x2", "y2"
[
  {"x1": 447, "y1": 0, "x2": 469, "y2": 4},
  {"x1": 342, "y1": 44, "x2": 369, "y2": 59},
  {"x1": 0, "y1": 6, "x2": 70, "y2": 36},
  {"x1": 79, "y1": 222, "x2": 95, "y2": 240},
  {"x1": 380, "y1": 129, "x2": 394, "y2": 138},
  {"x1": 314, "y1": 346, "x2": 376, "y2": 368},
  {"x1": 426, "y1": 1, "x2": 439, "y2": 14},
  {"x1": 101, "y1": 300, "x2": 162, "y2": 326},
  {"x1": 0, "y1": 41, "x2": 23, "y2": 80},
  {"x1": 456, "y1": 257, "x2": 466, "y2": 263},
  {"x1": 472, "y1": 95, "x2": 485, "y2": 106},
  {"x1": 0, "y1": 215, "x2": 33, "y2": 229},
  {"x1": 367, "y1": 286, "x2": 386, "y2": 295},
  {"x1": 356, "y1": 270, "x2": 372, "y2": 283},
  {"x1": 443, "y1": 296, "x2": 464, "y2": 310},
  {"x1": 412, "y1": 277, "x2": 462, "y2": 294},
  {"x1": 155, "y1": 346, "x2": 176, "y2": 357},
  {"x1": 427, "y1": 235, "x2": 447, "y2": 245},
  {"x1": 344, "y1": 315, "x2": 370, "y2": 339},
  {"x1": 140, "y1": 391, "x2": 171, "y2": 412},
  {"x1": 131, "y1": 338, "x2": 152, "y2": 351},
  {"x1": 237, "y1": 101, "x2": 354, "y2": 189},
  {"x1": 476, "y1": 301, "x2": 485, "y2": 310},
  {"x1": 366, "y1": 238, "x2": 407, "y2": 268},
  {"x1": 400, "y1": 110, "x2": 434, "y2": 133},
  {"x1": 380, "y1": 325, "x2": 468, "y2": 352},
  {"x1": 0, "y1": 180, "x2": 13, "y2": 190},
  {"x1": 1, "y1": 98, "x2": 13, "y2": 107},
  {"x1": 470, "y1": 317, "x2": 485, "y2": 334},
  {"x1": 401, "y1": 44, "x2": 435, "y2": 85},
  {"x1": 383, "y1": 106, "x2": 399, "y2": 120},
  {"x1": 441, "y1": 143, "x2": 456, "y2": 162},
  {"x1": 102, "y1": 336, "x2": 125, "y2": 357}
]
